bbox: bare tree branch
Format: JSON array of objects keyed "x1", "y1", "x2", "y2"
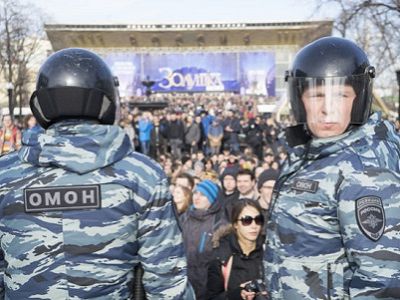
[
  {"x1": 0, "y1": 0, "x2": 43, "y2": 119},
  {"x1": 314, "y1": 0, "x2": 400, "y2": 102}
]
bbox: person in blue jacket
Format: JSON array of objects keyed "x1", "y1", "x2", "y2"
[
  {"x1": 265, "y1": 37, "x2": 400, "y2": 299},
  {"x1": 138, "y1": 111, "x2": 153, "y2": 156},
  {"x1": 0, "y1": 48, "x2": 194, "y2": 299}
]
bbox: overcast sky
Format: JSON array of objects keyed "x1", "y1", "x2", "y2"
[{"x1": 29, "y1": 0, "x2": 338, "y2": 24}]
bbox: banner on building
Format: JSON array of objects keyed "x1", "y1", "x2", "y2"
[
  {"x1": 239, "y1": 52, "x2": 275, "y2": 97},
  {"x1": 103, "y1": 53, "x2": 142, "y2": 98},
  {"x1": 103, "y1": 51, "x2": 275, "y2": 97},
  {"x1": 144, "y1": 52, "x2": 239, "y2": 93}
]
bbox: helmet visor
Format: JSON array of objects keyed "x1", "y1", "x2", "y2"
[{"x1": 295, "y1": 75, "x2": 368, "y2": 137}]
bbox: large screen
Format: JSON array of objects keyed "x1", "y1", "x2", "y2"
[{"x1": 103, "y1": 51, "x2": 275, "y2": 97}]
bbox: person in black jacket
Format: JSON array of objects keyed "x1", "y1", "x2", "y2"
[
  {"x1": 166, "y1": 111, "x2": 185, "y2": 159},
  {"x1": 245, "y1": 117, "x2": 264, "y2": 161},
  {"x1": 207, "y1": 199, "x2": 267, "y2": 300},
  {"x1": 149, "y1": 114, "x2": 168, "y2": 160},
  {"x1": 218, "y1": 167, "x2": 239, "y2": 222},
  {"x1": 222, "y1": 110, "x2": 241, "y2": 154}
]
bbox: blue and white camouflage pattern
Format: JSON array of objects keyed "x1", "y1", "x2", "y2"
[
  {"x1": 0, "y1": 120, "x2": 194, "y2": 299},
  {"x1": 265, "y1": 113, "x2": 400, "y2": 299}
]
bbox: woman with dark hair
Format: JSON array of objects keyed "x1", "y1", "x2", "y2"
[
  {"x1": 203, "y1": 158, "x2": 218, "y2": 181},
  {"x1": 23, "y1": 114, "x2": 44, "y2": 135},
  {"x1": 207, "y1": 199, "x2": 266, "y2": 300}
]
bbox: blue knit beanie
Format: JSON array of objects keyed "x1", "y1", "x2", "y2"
[{"x1": 195, "y1": 180, "x2": 219, "y2": 204}]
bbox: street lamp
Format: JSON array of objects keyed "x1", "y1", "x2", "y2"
[
  {"x1": 6, "y1": 82, "x2": 14, "y2": 119},
  {"x1": 396, "y1": 70, "x2": 400, "y2": 121}
]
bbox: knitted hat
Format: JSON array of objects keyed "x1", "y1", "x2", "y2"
[
  {"x1": 257, "y1": 169, "x2": 279, "y2": 190},
  {"x1": 194, "y1": 180, "x2": 220, "y2": 204}
]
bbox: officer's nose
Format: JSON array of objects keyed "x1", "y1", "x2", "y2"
[{"x1": 321, "y1": 95, "x2": 338, "y2": 121}]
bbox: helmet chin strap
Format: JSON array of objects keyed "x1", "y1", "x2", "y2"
[
  {"x1": 345, "y1": 123, "x2": 363, "y2": 137},
  {"x1": 285, "y1": 124, "x2": 311, "y2": 147},
  {"x1": 303, "y1": 124, "x2": 313, "y2": 138}
]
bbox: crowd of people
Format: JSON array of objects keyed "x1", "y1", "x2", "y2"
[
  {"x1": 0, "y1": 114, "x2": 44, "y2": 156},
  {"x1": 119, "y1": 95, "x2": 291, "y2": 298},
  {"x1": 1, "y1": 36, "x2": 400, "y2": 299},
  {"x1": 1, "y1": 88, "x2": 400, "y2": 299},
  {"x1": 119, "y1": 94, "x2": 289, "y2": 171},
  {"x1": 1, "y1": 94, "x2": 288, "y2": 299}
]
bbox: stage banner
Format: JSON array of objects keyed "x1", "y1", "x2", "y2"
[
  {"x1": 239, "y1": 52, "x2": 275, "y2": 96},
  {"x1": 103, "y1": 53, "x2": 142, "y2": 98},
  {"x1": 143, "y1": 52, "x2": 239, "y2": 92}
]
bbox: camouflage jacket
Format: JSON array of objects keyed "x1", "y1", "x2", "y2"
[
  {"x1": 265, "y1": 113, "x2": 400, "y2": 299},
  {"x1": 0, "y1": 120, "x2": 194, "y2": 299}
]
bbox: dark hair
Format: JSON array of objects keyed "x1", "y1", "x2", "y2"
[
  {"x1": 176, "y1": 172, "x2": 195, "y2": 190},
  {"x1": 236, "y1": 168, "x2": 255, "y2": 181},
  {"x1": 1, "y1": 114, "x2": 11, "y2": 121},
  {"x1": 231, "y1": 199, "x2": 263, "y2": 225},
  {"x1": 205, "y1": 158, "x2": 214, "y2": 169},
  {"x1": 23, "y1": 114, "x2": 35, "y2": 129}
]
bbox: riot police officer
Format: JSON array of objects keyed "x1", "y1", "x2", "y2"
[
  {"x1": 0, "y1": 48, "x2": 194, "y2": 299},
  {"x1": 265, "y1": 37, "x2": 400, "y2": 299}
]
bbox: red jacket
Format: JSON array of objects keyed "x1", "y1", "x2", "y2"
[{"x1": 0, "y1": 125, "x2": 21, "y2": 155}]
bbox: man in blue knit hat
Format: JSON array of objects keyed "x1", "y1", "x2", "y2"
[
  {"x1": 179, "y1": 179, "x2": 228, "y2": 299},
  {"x1": 192, "y1": 179, "x2": 219, "y2": 210}
]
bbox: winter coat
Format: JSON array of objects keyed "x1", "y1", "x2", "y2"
[
  {"x1": 222, "y1": 117, "x2": 241, "y2": 144},
  {"x1": 23, "y1": 125, "x2": 45, "y2": 135},
  {"x1": 150, "y1": 124, "x2": 167, "y2": 147},
  {"x1": 245, "y1": 122, "x2": 263, "y2": 147},
  {"x1": 202, "y1": 115, "x2": 214, "y2": 139},
  {"x1": 218, "y1": 190, "x2": 240, "y2": 222},
  {"x1": 167, "y1": 120, "x2": 185, "y2": 141},
  {"x1": 185, "y1": 122, "x2": 201, "y2": 145},
  {"x1": 0, "y1": 125, "x2": 21, "y2": 156},
  {"x1": 208, "y1": 124, "x2": 224, "y2": 147},
  {"x1": 138, "y1": 118, "x2": 153, "y2": 142},
  {"x1": 0, "y1": 120, "x2": 194, "y2": 299},
  {"x1": 180, "y1": 200, "x2": 228, "y2": 300},
  {"x1": 266, "y1": 113, "x2": 400, "y2": 299},
  {"x1": 207, "y1": 225, "x2": 265, "y2": 300}
]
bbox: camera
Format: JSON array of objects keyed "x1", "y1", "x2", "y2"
[
  {"x1": 244, "y1": 279, "x2": 268, "y2": 300},
  {"x1": 244, "y1": 279, "x2": 265, "y2": 293}
]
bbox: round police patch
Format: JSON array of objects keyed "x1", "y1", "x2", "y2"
[{"x1": 356, "y1": 196, "x2": 385, "y2": 241}]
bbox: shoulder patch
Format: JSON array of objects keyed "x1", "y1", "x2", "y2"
[
  {"x1": 356, "y1": 196, "x2": 385, "y2": 241},
  {"x1": 24, "y1": 185, "x2": 101, "y2": 213},
  {"x1": 291, "y1": 179, "x2": 319, "y2": 193}
]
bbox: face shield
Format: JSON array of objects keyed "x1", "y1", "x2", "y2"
[
  {"x1": 302, "y1": 77, "x2": 359, "y2": 124},
  {"x1": 288, "y1": 73, "x2": 373, "y2": 137}
]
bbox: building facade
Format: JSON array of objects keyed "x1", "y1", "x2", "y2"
[{"x1": 44, "y1": 21, "x2": 333, "y2": 102}]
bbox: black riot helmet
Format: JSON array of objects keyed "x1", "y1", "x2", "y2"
[
  {"x1": 30, "y1": 48, "x2": 119, "y2": 129},
  {"x1": 286, "y1": 36, "x2": 375, "y2": 127}
]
